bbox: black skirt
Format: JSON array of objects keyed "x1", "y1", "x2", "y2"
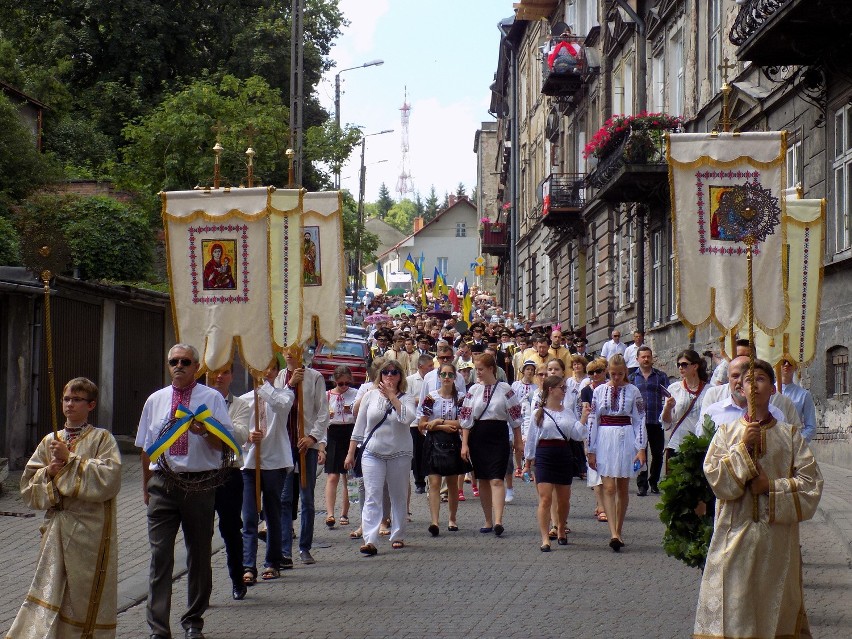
[
  {"x1": 324, "y1": 423, "x2": 354, "y2": 474},
  {"x1": 423, "y1": 431, "x2": 469, "y2": 477},
  {"x1": 468, "y1": 419, "x2": 511, "y2": 480},
  {"x1": 534, "y1": 441, "x2": 574, "y2": 485}
]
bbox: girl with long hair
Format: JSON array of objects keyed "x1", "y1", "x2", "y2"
[{"x1": 660, "y1": 349, "x2": 710, "y2": 460}]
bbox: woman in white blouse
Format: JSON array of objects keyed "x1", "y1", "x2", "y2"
[
  {"x1": 345, "y1": 360, "x2": 415, "y2": 555},
  {"x1": 418, "y1": 363, "x2": 467, "y2": 536},
  {"x1": 660, "y1": 349, "x2": 709, "y2": 459},
  {"x1": 586, "y1": 354, "x2": 646, "y2": 552},
  {"x1": 324, "y1": 366, "x2": 358, "y2": 528},
  {"x1": 523, "y1": 375, "x2": 589, "y2": 551},
  {"x1": 460, "y1": 353, "x2": 524, "y2": 537}
]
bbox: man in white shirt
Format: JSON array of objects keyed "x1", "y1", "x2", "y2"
[
  {"x1": 136, "y1": 344, "x2": 234, "y2": 639},
  {"x1": 700, "y1": 356, "x2": 787, "y2": 427},
  {"x1": 207, "y1": 365, "x2": 250, "y2": 601},
  {"x1": 600, "y1": 329, "x2": 626, "y2": 361},
  {"x1": 623, "y1": 330, "x2": 643, "y2": 376},
  {"x1": 417, "y1": 345, "x2": 465, "y2": 405},
  {"x1": 407, "y1": 354, "x2": 434, "y2": 493},
  {"x1": 780, "y1": 357, "x2": 817, "y2": 442}
]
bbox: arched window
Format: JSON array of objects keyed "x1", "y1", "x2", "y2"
[{"x1": 827, "y1": 346, "x2": 849, "y2": 397}]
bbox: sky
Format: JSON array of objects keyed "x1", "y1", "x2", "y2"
[{"x1": 317, "y1": 0, "x2": 514, "y2": 203}]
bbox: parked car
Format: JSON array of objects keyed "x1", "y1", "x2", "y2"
[
  {"x1": 311, "y1": 338, "x2": 369, "y2": 388},
  {"x1": 344, "y1": 325, "x2": 368, "y2": 340}
]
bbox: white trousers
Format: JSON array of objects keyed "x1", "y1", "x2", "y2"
[{"x1": 361, "y1": 453, "x2": 411, "y2": 545}]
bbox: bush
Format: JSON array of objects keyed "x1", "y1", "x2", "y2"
[{"x1": 0, "y1": 214, "x2": 21, "y2": 265}]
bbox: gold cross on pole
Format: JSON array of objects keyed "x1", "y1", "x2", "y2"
[
  {"x1": 718, "y1": 57, "x2": 737, "y2": 87},
  {"x1": 714, "y1": 58, "x2": 738, "y2": 134}
]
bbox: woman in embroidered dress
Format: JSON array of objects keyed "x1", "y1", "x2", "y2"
[
  {"x1": 344, "y1": 360, "x2": 415, "y2": 555},
  {"x1": 511, "y1": 360, "x2": 538, "y2": 475},
  {"x1": 418, "y1": 363, "x2": 467, "y2": 536},
  {"x1": 581, "y1": 358, "x2": 609, "y2": 523},
  {"x1": 460, "y1": 353, "x2": 524, "y2": 537},
  {"x1": 586, "y1": 354, "x2": 647, "y2": 551},
  {"x1": 660, "y1": 349, "x2": 710, "y2": 460},
  {"x1": 523, "y1": 375, "x2": 589, "y2": 551},
  {"x1": 324, "y1": 366, "x2": 358, "y2": 528}
]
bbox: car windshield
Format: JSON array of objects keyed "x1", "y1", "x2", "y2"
[{"x1": 318, "y1": 341, "x2": 364, "y2": 358}]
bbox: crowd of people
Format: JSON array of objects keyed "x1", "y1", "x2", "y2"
[{"x1": 6, "y1": 293, "x2": 824, "y2": 639}]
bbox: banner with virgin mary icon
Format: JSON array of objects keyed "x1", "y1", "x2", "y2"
[
  {"x1": 667, "y1": 132, "x2": 789, "y2": 336},
  {"x1": 162, "y1": 187, "x2": 277, "y2": 373}
]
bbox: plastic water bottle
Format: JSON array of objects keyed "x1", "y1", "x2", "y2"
[
  {"x1": 347, "y1": 470, "x2": 359, "y2": 503},
  {"x1": 633, "y1": 459, "x2": 642, "y2": 473},
  {"x1": 522, "y1": 470, "x2": 532, "y2": 483}
]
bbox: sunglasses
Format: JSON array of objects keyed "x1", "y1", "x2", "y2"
[
  {"x1": 381, "y1": 369, "x2": 401, "y2": 376},
  {"x1": 437, "y1": 355, "x2": 453, "y2": 361},
  {"x1": 588, "y1": 369, "x2": 604, "y2": 374},
  {"x1": 439, "y1": 372, "x2": 456, "y2": 379},
  {"x1": 676, "y1": 362, "x2": 693, "y2": 368},
  {"x1": 557, "y1": 385, "x2": 567, "y2": 392},
  {"x1": 168, "y1": 358, "x2": 193, "y2": 367}
]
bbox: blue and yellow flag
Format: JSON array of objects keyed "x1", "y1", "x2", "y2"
[
  {"x1": 403, "y1": 253, "x2": 418, "y2": 281},
  {"x1": 417, "y1": 252, "x2": 425, "y2": 283},
  {"x1": 376, "y1": 262, "x2": 387, "y2": 293},
  {"x1": 146, "y1": 403, "x2": 240, "y2": 462},
  {"x1": 420, "y1": 281, "x2": 428, "y2": 308},
  {"x1": 433, "y1": 267, "x2": 446, "y2": 297},
  {"x1": 462, "y1": 278, "x2": 473, "y2": 323}
]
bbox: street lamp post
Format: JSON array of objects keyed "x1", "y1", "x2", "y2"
[
  {"x1": 334, "y1": 59, "x2": 384, "y2": 189},
  {"x1": 353, "y1": 129, "x2": 393, "y2": 302}
]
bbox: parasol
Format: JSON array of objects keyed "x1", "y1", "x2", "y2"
[
  {"x1": 389, "y1": 306, "x2": 412, "y2": 317},
  {"x1": 365, "y1": 313, "x2": 392, "y2": 324},
  {"x1": 386, "y1": 287, "x2": 407, "y2": 296}
]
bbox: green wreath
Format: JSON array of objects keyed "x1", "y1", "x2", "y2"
[{"x1": 656, "y1": 415, "x2": 717, "y2": 570}]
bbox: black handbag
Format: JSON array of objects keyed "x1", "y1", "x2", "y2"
[{"x1": 353, "y1": 401, "x2": 393, "y2": 478}]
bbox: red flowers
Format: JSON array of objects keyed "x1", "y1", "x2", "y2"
[{"x1": 583, "y1": 112, "x2": 682, "y2": 159}]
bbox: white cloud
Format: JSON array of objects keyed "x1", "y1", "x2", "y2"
[{"x1": 338, "y1": 0, "x2": 390, "y2": 55}]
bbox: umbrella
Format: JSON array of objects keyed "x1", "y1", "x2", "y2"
[
  {"x1": 401, "y1": 303, "x2": 416, "y2": 312},
  {"x1": 386, "y1": 287, "x2": 406, "y2": 296},
  {"x1": 364, "y1": 313, "x2": 391, "y2": 324},
  {"x1": 475, "y1": 293, "x2": 493, "y2": 301},
  {"x1": 388, "y1": 306, "x2": 412, "y2": 317}
]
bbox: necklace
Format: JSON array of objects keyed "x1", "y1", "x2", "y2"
[{"x1": 683, "y1": 379, "x2": 705, "y2": 397}]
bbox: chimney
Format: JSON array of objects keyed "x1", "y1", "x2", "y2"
[
  {"x1": 448, "y1": 194, "x2": 458, "y2": 207},
  {"x1": 413, "y1": 216, "x2": 424, "y2": 232}
]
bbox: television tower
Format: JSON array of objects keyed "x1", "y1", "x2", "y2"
[{"x1": 396, "y1": 87, "x2": 413, "y2": 199}]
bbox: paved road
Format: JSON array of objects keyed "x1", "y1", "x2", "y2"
[{"x1": 2, "y1": 459, "x2": 851, "y2": 638}]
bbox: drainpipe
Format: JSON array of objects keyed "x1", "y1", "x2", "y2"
[{"x1": 615, "y1": 0, "x2": 647, "y2": 334}]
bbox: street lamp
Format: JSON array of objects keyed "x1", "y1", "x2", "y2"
[
  {"x1": 354, "y1": 129, "x2": 394, "y2": 302},
  {"x1": 334, "y1": 59, "x2": 384, "y2": 188}
]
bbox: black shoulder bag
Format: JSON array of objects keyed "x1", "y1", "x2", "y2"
[{"x1": 353, "y1": 397, "x2": 395, "y2": 478}]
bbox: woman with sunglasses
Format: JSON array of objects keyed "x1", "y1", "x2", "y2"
[
  {"x1": 344, "y1": 361, "x2": 415, "y2": 555},
  {"x1": 524, "y1": 375, "x2": 589, "y2": 551},
  {"x1": 660, "y1": 350, "x2": 709, "y2": 460},
  {"x1": 581, "y1": 357, "x2": 611, "y2": 523},
  {"x1": 460, "y1": 353, "x2": 523, "y2": 537},
  {"x1": 418, "y1": 363, "x2": 467, "y2": 535},
  {"x1": 324, "y1": 366, "x2": 358, "y2": 529},
  {"x1": 586, "y1": 354, "x2": 647, "y2": 552}
]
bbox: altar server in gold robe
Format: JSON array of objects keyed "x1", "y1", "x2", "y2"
[
  {"x1": 7, "y1": 377, "x2": 122, "y2": 639},
  {"x1": 694, "y1": 359, "x2": 822, "y2": 639}
]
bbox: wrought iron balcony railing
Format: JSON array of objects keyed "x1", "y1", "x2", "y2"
[
  {"x1": 587, "y1": 127, "x2": 669, "y2": 191},
  {"x1": 729, "y1": 0, "x2": 791, "y2": 46}
]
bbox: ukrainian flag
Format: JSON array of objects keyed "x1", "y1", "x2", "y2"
[
  {"x1": 421, "y1": 281, "x2": 428, "y2": 308},
  {"x1": 146, "y1": 403, "x2": 240, "y2": 462},
  {"x1": 376, "y1": 263, "x2": 387, "y2": 293},
  {"x1": 434, "y1": 268, "x2": 446, "y2": 297},
  {"x1": 462, "y1": 278, "x2": 473, "y2": 323},
  {"x1": 403, "y1": 253, "x2": 418, "y2": 281}
]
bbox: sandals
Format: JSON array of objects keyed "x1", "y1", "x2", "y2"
[
  {"x1": 391, "y1": 540, "x2": 405, "y2": 549},
  {"x1": 325, "y1": 515, "x2": 336, "y2": 528},
  {"x1": 260, "y1": 567, "x2": 279, "y2": 580},
  {"x1": 339, "y1": 515, "x2": 349, "y2": 526},
  {"x1": 359, "y1": 543, "x2": 378, "y2": 556},
  {"x1": 548, "y1": 526, "x2": 558, "y2": 540},
  {"x1": 513, "y1": 468, "x2": 523, "y2": 478},
  {"x1": 243, "y1": 571, "x2": 256, "y2": 586},
  {"x1": 597, "y1": 512, "x2": 608, "y2": 522},
  {"x1": 428, "y1": 524, "x2": 440, "y2": 537},
  {"x1": 349, "y1": 528, "x2": 362, "y2": 539}
]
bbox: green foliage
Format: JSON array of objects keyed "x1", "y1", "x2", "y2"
[
  {"x1": 376, "y1": 183, "x2": 395, "y2": 219},
  {"x1": 304, "y1": 121, "x2": 363, "y2": 187},
  {"x1": 384, "y1": 199, "x2": 417, "y2": 234},
  {"x1": 424, "y1": 186, "x2": 439, "y2": 222},
  {"x1": 15, "y1": 194, "x2": 154, "y2": 280},
  {"x1": 455, "y1": 182, "x2": 467, "y2": 197},
  {"x1": 656, "y1": 415, "x2": 718, "y2": 570},
  {"x1": 0, "y1": 214, "x2": 21, "y2": 265},
  {"x1": 413, "y1": 191, "x2": 425, "y2": 219},
  {"x1": 341, "y1": 191, "x2": 378, "y2": 261}
]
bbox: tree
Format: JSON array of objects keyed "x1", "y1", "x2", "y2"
[
  {"x1": 375, "y1": 183, "x2": 395, "y2": 219},
  {"x1": 470, "y1": 186, "x2": 478, "y2": 203},
  {"x1": 455, "y1": 182, "x2": 467, "y2": 197},
  {"x1": 384, "y1": 199, "x2": 417, "y2": 234},
  {"x1": 413, "y1": 191, "x2": 425, "y2": 219},
  {"x1": 440, "y1": 191, "x2": 450, "y2": 211},
  {"x1": 340, "y1": 191, "x2": 378, "y2": 261},
  {"x1": 424, "y1": 186, "x2": 439, "y2": 222}
]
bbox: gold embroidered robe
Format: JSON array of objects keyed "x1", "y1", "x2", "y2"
[
  {"x1": 6, "y1": 428, "x2": 122, "y2": 639},
  {"x1": 693, "y1": 419, "x2": 822, "y2": 639}
]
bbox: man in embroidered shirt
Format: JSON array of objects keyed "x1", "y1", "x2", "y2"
[
  {"x1": 629, "y1": 346, "x2": 668, "y2": 495},
  {"x1": 136, "y1": 344, "x2": 233, "y2": 639}
]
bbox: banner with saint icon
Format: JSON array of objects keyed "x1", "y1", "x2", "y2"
[
  {"x1": 162, "y1": 187, "x2": 275, "y2": 373},
  {"x1": 667, "y1": 132, "x2": 789, "y2": 336},
  {"x1": 268, "y1": 188, "x2": 306, "y2": 350}
]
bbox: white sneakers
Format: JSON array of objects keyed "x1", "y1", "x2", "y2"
[{"x1": 505, "y1": 488, "x2": 514, "y2": 503}]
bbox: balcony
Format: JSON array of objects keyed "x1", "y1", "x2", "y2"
[
  {"x1": 513, "y1": 1, "x2": 559, "y2": 20},
  {"x1": 481, "y1": 220, "x2": 509, "y2": 257},
  {"x1": 586, "y1": 128, "x2": 670, "y2": 204},
  {"x1": 541, "y1": 36, "x2": 598, "y2": 98},
  {"x1": 730, "y1": 0, "x2": 852, "y2": 65},
  {"x1": 542, "y1": 173, "x2": 585, "y2": 228}
]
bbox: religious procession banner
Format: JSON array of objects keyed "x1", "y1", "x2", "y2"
[
  {"x1": 299, "y1": 191, "x2": 345, "y2": 345},
  {"x1": 748, "y1": 197, "x2": 826, "y2": 366},
  {"x1": 162, "y1": 187, "x2": 274, "y2": 373},
  {"x1": 268, "y1": 188, "x2": 305, "y2": 350},
  {"x1": 668, "y1": 132, "x2": 789, "y2": 336}
]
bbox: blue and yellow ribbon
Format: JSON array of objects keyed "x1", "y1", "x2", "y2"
[{"x1": 146, "y1": 403, "x2": 240, "y2": 462}]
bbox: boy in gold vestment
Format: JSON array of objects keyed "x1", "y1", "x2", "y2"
[{"x1": 694, "y1": 360, "x2": 822, "y2": 639}]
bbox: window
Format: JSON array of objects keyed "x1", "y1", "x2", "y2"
[
  {"x1": 625, "y1": 57, "x2": 634, "y2": 117},
  {"x1": 709, "y1": 0, "x2": 722, "y2": 95},
  {"x1": 787, "y1": 134, "x2": 803, "y2": 192},
  {"x1": 568, "y1": 253, "x2": 576, "y2": 327},
  {"x1": 542, "y1": 254, "x2": 551, "y2": 301},
  {"x1": 651, "y1": 229, "x2": 663, "y2": 324},
  {"x1": 589, "y1": 226, "x2": 598, "y2": 317},
  {"x1": 626, "y1": 216, "x2": 635, "y2": 303},
  {"x1": 827, "y1": 346, "x2": 849, "y2": 396},
  {"x1": 456, "y1": 223, "x2": 466, "y2": 238},
  {"x1": 832, "y1": 105, "x2": 852, "y2": 253},
  {"x1": 668, "y1": 223, "x2": 677, "y2": 320},
  {"x1": 530, "y1": 255, "x2": 538, "y2": 310},
  {"x1": 437, "y1": 257, "x2": 448, "y2": 274},
  {"x1": 669, "y1": 28, "x2": 685, "y2": 116},
  {"x1": 652, "y1": 52, "x2": 665, "y2": 113}
]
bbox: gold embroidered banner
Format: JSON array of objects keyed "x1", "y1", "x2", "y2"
[
  {"x1": 162, "y1": 187, "x2": 275, "y2": 373},
  {"x1": 268, "y1": 189, "x2": 305, "y2": 350},
  {"x1": 668, "y1": 132, "x2": 789, "y2": 335}
]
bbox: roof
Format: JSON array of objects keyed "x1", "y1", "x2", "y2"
[
  {"x1": 378, "y1": 197, "x2": 478, "y2": 260},
  {"x1": 0, "y1": 80, "x2": 48, "y2": 110}
]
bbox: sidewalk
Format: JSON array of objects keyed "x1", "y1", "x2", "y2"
[{"x1": 814, "y1": 461, "x2": 852, "y2": 558}]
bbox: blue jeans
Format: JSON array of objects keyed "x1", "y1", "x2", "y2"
[
  {"x1": 241, "y1": 468, "x2": 286, "y2": 570},
  {"x1": 280, "y1": 448, "x2": 318, "y2": 555}
]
